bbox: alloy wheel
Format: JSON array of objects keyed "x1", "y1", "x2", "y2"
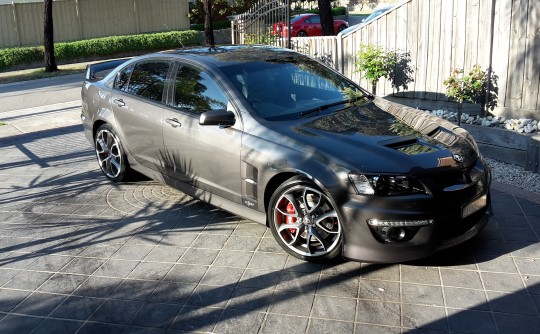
[{"x1": 95, "y1": 128, "x2": 123, "y2": 179}]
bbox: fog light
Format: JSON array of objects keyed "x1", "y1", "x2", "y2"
[
  {"x1": 367, "y1": 219, "x2": 434, "y2": 227},
  {"x1": 379, "y1": 227, "x2": 407, "y2": 242}
]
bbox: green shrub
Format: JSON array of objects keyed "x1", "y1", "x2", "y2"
[
  {"x1": 443, "y1": 65, "x2": 486, "y2": 104},
  {"x1": 0, "y1": 30, "x2": 202, "y2": 71},
  {"x1": 354, "y1": 44, "x2": 397, "y2": 95},
  {"x1": 332, "y1": 6, "x2": 347, "y2": 16}
]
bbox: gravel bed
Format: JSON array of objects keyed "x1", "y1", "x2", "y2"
[{"x1": 486, "y1": 157, "x2": 540, "y2": 194}]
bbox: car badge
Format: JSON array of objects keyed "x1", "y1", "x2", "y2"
[{"x1": 452, "y1": 154, "x2": 464, "y2": 163}]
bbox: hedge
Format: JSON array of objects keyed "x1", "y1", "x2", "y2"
[
  {"x1": 0, "y1": 30, "x2": 202, "y2": 71},
  {"x1": 190, "y1": 21, "x2": 231, "y2": 31}
]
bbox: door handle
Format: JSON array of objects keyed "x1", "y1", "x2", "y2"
[
  {"x1": 165, "y1": 118, "x2": 182, "y2": 128},
  {"x1": 113, "y1": 99, "x2": 125, "y2": 107}
]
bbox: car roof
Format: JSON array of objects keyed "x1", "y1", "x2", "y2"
[{"x1": 157, "y1": 45, "x2": 300, "y2": 67}]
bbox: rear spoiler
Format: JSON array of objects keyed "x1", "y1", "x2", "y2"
[{"x1": 85, "y1": 58, "x2": 131, "y2": 81}]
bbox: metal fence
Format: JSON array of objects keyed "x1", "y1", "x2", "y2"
[
  {"x1": 288, "y1": 0, "x2": 539, "y2": 118},
  {"x1": 0, "y1": 0, "x2": 189, "y2": 48}
]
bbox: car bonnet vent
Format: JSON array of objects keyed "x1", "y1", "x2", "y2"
[{"x1": 379, "y1": 136, "x2": 437, "y2": 155}]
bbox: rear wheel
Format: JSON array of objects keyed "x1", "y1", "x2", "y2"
[
  {"x1": 95, "y1": 124, "x2": 130, "y2": 182},
  {"x1": 337, "y1": 25, "x2": 346, "y2": 33},
  {"x1": 268, "y1": 177, "x2": 343, "y2": 261},
  {"x1": 297, "y1": 30, "x2": 308, "y2": 37}
]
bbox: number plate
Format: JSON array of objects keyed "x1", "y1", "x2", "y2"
[{"x1": 462, "y1": 195, "x2": 487, "y2": 219}]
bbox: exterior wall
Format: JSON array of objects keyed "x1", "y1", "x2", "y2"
[
  {"x1": 291, "y1": 0, "x2": 540, "y2": 118},
  {"x1": 0, "y1": 0, "x2": 189, "y2": 48}
]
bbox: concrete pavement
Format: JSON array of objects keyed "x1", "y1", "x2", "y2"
[{"x1": 0, "y1": 104, "x2": 540, "y2": 333}]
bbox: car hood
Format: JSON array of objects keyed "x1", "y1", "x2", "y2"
[{"x1": 272, "y1": 98, "x2": 478, "y2": 175}]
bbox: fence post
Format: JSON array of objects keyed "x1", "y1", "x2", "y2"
[
  {"x1": 11, "y1": 2, "x2": 21, "y2": 47},
  {"x1": 75, "y1": 0, "x2": 84, "y2": 40},
  {"x1": 483, "y1": 0, "x2": 497, "y2": 117}
]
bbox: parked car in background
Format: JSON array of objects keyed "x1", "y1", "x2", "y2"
[
  {"x1": 339, "y1": 5, "x2": 396, "y2": 35},
  {"x1": 273, "y1": 13, "x2": 348, "y2": 37},
  {"x1": 82, "y1": 46, "x2": 491, "y2": 263}
]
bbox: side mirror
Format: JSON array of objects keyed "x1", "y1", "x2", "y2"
[{"x1": 199, "y1": 109, "x2": 236, "y2": 127}]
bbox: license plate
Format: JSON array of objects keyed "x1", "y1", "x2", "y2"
[{"x1": 462, "y1": 195, "x2": 487, "y2": 219}]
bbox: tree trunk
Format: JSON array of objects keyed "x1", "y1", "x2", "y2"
[
  {"x1": 44, "y1": 0, "x2": 57, "y2": 72},
  {"x1": 317, "y1": 0, "x2": 334, "y2": 36},
  {"x1": 203, "y1": 0, "x2": 215, "y2": 47}
]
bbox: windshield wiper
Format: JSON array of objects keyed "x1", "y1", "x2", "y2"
[{"x1": 300, "y1": 97, "x2": 364, "y2": 118}]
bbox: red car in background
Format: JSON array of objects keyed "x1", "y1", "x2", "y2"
[{"x1": 273, "y1": 13, "x2": 348, "y2": 37}]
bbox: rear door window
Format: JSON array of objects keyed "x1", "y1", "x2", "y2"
[
  {"x1": 122, "y1": 61, "x2": 171, "y2": 103},
  {"x1": 169, "y1": 64, "x2": 228, "y2": 114}
]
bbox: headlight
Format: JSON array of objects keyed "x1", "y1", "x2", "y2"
[{"x1": 349, "y1": 174, "x2": 424, "y2": 196}]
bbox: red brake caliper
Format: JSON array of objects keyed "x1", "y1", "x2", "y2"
[{"x1": 286, "y1": 202, "x2": 297, "y2": 233}]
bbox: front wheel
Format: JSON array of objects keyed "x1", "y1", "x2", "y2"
[
  {"x1": 297, "y1": 30, "x2": 308, "y2": 37},
  {"x1": 337, "y1": 25, "x2": 346, "y2": 33},
  {"x1": 94, "y1": 124, "x2": 130, "y2": 182},
  {"x1": 268, "y1": 178, "x2": 343, "y2": 261}
]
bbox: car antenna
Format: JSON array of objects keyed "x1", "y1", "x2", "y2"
[{"x1": 163, "y1": 24, "x2": 185, "y2": 48}]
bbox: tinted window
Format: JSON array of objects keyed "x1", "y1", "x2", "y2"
[
  {"x1": 125, "y1": 61, "x2": 170, "y2": 102},
  {"x1": 114, "y1": 65, "x2": 134, "y2": 92},
  {"x1": 170, "y1": 65, "x2": 228, "y2": 114},
  {"x1": 306, "y1": 16, "x2": 320, "y2": 24},
  {"x1": 221, "y1": 56, "x2": 363, "y2": 120}
]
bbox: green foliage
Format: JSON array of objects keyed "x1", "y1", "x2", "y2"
[
  {"x1": 244, "y1": 33, "x2": 277, "y2": 45},
  {"x1": 443, "y1": 65, "x2": 486, "y2": 104},
  {"x1": 354, "y1": 44, "x2": 397, "y2": 89},
  {"x1": 190, "y1": 21, "x2": 231, "y2": 31},
  {"x1": 332, "y1": 6, "x2": 347, "y2": 16},
  {"x1": 0, "y1": 30, "x2": 202, "y2": 71}
]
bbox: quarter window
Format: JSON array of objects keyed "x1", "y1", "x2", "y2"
[
  {"x1": 114, "y1": 65, "x2": 134, "y2": 92},
  {"x1": 170, "y1": 65, "x2": 228, "y2": 114},
  {"x1": 124, "y1": 61, "x2": 170, "y2": 103}
]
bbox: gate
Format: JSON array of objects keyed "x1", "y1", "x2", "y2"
[{"x1": 229, "y1": 0, "x2": 291, "y2": 48}]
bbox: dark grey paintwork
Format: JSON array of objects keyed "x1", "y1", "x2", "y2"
[{"x1": 81, "y1": 46, "x2": 491, "y2": 262}]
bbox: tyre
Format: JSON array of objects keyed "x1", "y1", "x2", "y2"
[
  {"x1": 94, "y1": 124, "x2": 131, "y2": 182},
  {"x1": 297, "y1": 30, "x2": 308, "y2": 37},
  {"x1": 268, "y1": 177, "x2": 343, "y2": 261},
  {"x1": 337, "y1": 25, "x2": 346, "y2": 33}
]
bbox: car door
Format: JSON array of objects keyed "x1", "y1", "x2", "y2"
[
  {"x1": 306, "y1": 15, "x2": 322, "y2": 36},
  {"x1": 161, "y1": 62, "x2": 243, "y2": 203},
  {"x1": 109, "y1": 60, "x2": 172, "y2": 171}
]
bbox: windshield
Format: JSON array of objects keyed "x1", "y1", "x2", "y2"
[{"x1": 221, "y1": 56, "x2": 366, "y2": 121}]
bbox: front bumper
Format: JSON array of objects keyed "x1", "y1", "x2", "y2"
[{"x1": 339, "y1": 170, "x2": 491, "y2": 263}]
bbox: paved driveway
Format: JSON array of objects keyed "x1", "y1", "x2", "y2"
[{"x1": 0, "y1": 106, "x2": 540, "y2": 333}]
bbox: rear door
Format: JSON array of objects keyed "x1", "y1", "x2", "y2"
[
  {"x1": 109, "y1": 60, "x2": 172, "y2": 171},
  {"x1": 161, "y1": 62, "x2": 243, "y2": 202}
]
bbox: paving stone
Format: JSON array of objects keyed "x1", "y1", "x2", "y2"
[
  {"x1": 440, "y1": 268, "x2": 483, "y2": 289},
  {"x1": 307, "y1": 318, "x2": 354, "y2": 334},
  {"x1": 354, "y1": 324, "x2": 400, "y2": 334},
  {"x1": 147, "y1": 281, "x2": 196, "y2": 304},
  {"x1": 316, "y1": 274, "x2": 359, "y2": 298},
  {"x1": 187, "y1": 285, "x2": 235, "y2": 308},
  {"x1": 213, "y1": 308, "x2": 265, "y2": 334},
  {"x1": 90, "y1": 299, "x2": 144, "y2": 324},
  {"x1": 93, "y1": 259, "x2": 139, "y2": 278},
  {"x1": 60, "y1": 257, "x2": 105, "y2": 275},
  {"x1": 109, "y1": 279, "x2": 160, "y2": 301},
  {"x1": 129, "y1": 302, "x2": 182, "y2": 328},
  {"x1": 170, "y1": 305, "x2": 222, "y2": 332},
  {"x1": 482, "y1": 272, "x2": 526, "y2": 292},
  {"x1": 402, "y1": 304, "x2": 447, "y2": 331},
  {"x1": 444, "y1": 287, "x2": 489, "y2": 310},
  {"x1": 30, "y1": 318, "x2": 83, "y2": 334},
  {"x1": 127, "y1": 261, "x2": 173, "y2": 281},
  {"x1": 11, "y1": 291, "x2": 66, "y2": 316},
  {"x1": 73, "y1": 276, "x2": 123, "y2": 298},
  {"x1": 76, "y1": 322, "x2": 124, "y2": 334},
  {"x1": 191, "y1": 234, "x2": 229, "y2": 249},
  {"x1": 51, "y1": 295, "x2": 104, "y2": 320},
  {"x1": 493, "y1": 313, "x2": 540, "y2": 334},
  {"x1": 401, "y1": 265, "x2": 441, "y2": 285},
  {"x1": 248, "y1": 252, "x2": 288, "y2": 270},
  {"x1": 260, "y1": 314, "x2": 309, "y2": 334},
  {"x1": 213, "y1": 250, "x2": 253, "y2": 268},
  {"x1": 360, "y1": 263, "x2": 399, "y2": 281},
  {"x1": 226, "y1": 287, "x2": 273, "y2": 311},
  {"x1": 164, "y1": 264, "x2": 208, "y2": 284},
  {"x1": 446, "y1": 309, "x2": 496, "y2": 333},
  {"x1": 0, "y1": 288, "x2": 31, "y2": 312},
  {"x1": 284, "y1": 255, "x2": 323, "y2": 274},
  {"x1": 358, "y1": 279, "x2": 400, "y2": 302},
  {"x1": 222, "y1": 235, "x2": 260, "y2": 251},
  {"x1": 37, "y1": 273, "x2": 87, "y2": 294},
  {"x1": 475, "y1": 253, "x2": 519, "y2": 273},
  {"x1": 487, "y1": 290, "x2": 537, "y2": 315},
  {"x1": 142, "y1": 245, "x2": 185, "y2": 263},
  {"x1": 402, "y1": 283, "x2": 444, "y2": 306},
  {"x1": 0, "y1": 314, "x2": 43, "y2": 334},
  {"x1": 200, "y1": 266, "x2": 244, "y2": 286},
  {"x1": 514, "y1": 257, "x2": 540, "y2": 276},
  {"x1": 356, "y1": 300, "x2": 400, "y2": 327},
  {"x1": 179, "y1": 248, "x2": 219, "y2": 265},
  {"x1": 3, "y1": 270, "x2": 52, "y2": 290},
  {"x1": 269, "y1": 291, "x2": 315, "y2": 317},
  {"x1": 111, "y1": 244, "x2": 154, "y2": 260},
  {"x1": 276, "y1": 270, "x2": 319, "y2": 293}
]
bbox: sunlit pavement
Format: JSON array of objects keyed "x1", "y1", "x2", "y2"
[{"x1": 0, "y1": 104, "x2": 539, "y2": 333}]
